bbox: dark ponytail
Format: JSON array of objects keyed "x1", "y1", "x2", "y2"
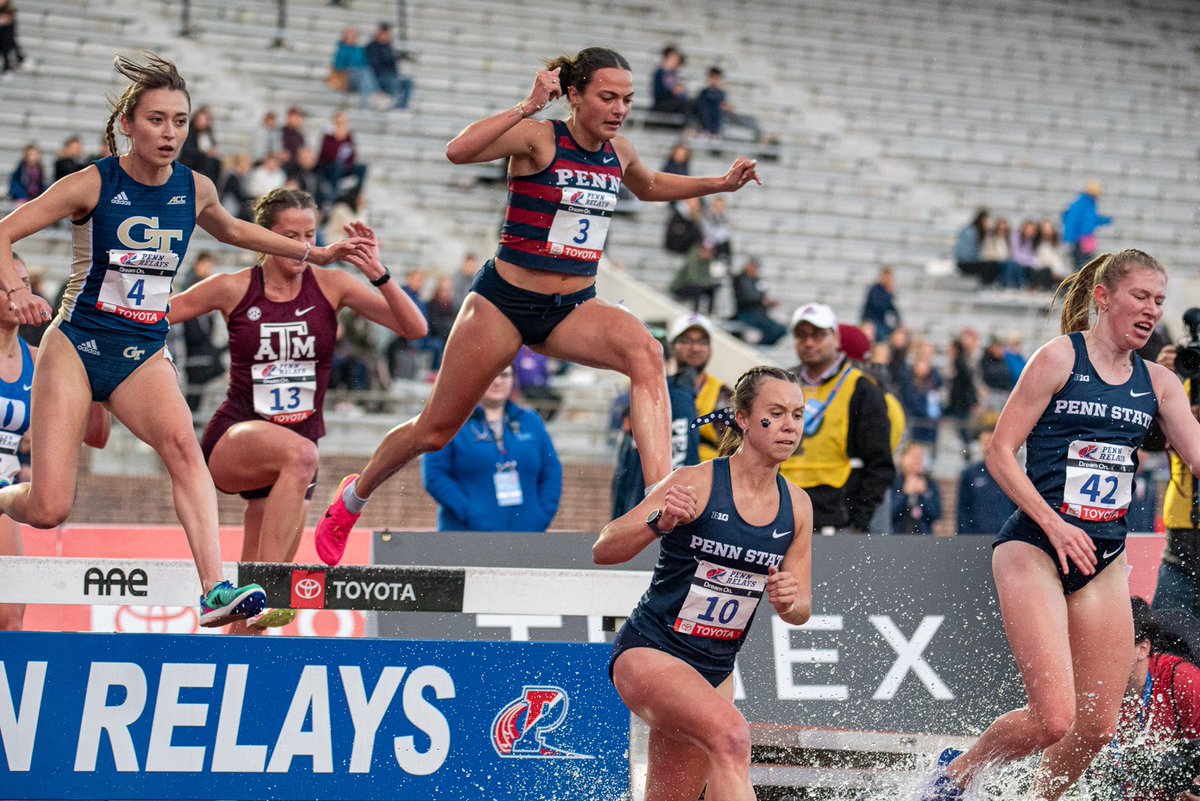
[
  {"x1": 544, "y1": 47, "x2": 630, "y2": 96},
  {"x1": 105, "y1": 53, "x2": 190, "y2": 156}
]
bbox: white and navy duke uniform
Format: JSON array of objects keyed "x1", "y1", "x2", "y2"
[
  {"x1": 998, "y1": 331, "x2": 1157, "y2": 591},
  {"x1": 57, "y1": 157, "x2": 194, "y2": 400},
  {"x1": 621, "y1": 458, "x2": 795, "y2": 680},
  {"x1": 0, "y1": 339, "x2": 32, "y2": 486}
]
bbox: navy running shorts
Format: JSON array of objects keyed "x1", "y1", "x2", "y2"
[
  {"x1": 609, "y1": 622, "x2": 732, "y2": 689},
  {"x1": 994, "y1": 511, "x2": 1126, "y2": 595},
  {"x1": 55, "y1": 317, "x2": 165, "y2": 402},
  {"x1": 470, "y1": 259, "x2": 596, "y2": 345}
]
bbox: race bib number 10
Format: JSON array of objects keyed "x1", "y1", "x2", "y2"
[
  {"x1": 1061, "y1": 439, "x2": 1135, "y2": 522},
  {"x1": 674, "y1": 559, "x2": 765, "y2": 641}
]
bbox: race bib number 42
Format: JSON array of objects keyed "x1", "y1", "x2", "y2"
[
  {"x1": 97, "y1": 250, "x2": 179, "y2": 324},
  {"x1": 674, "y1": 559, "x2": 765, "y2": 640},
  {"x1": 1061, "y1": 439, "x2": 1135, "y2": 522}
]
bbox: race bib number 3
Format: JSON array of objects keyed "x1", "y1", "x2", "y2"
[
  {"x1": 1061, "y1": 439, "x2": 1135, "y2": 522},
  {"x1": 97, "y1": 250, "x2": 179, "y2": 324},
  {"x1": 546, "y1": 187, "x2": 616, "y2": 261},
  {"x1": 673, "y1": 559, "x2": 765, "y2": 640},
  {"x1": 252, "y1": 361, "x2": 317, "y2": 424}
]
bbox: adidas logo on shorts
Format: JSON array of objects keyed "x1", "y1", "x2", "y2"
[
  {"x1": 76, "y1": 339, "x2": 100, "y2": 356},
  {"x1": 110, "y1": 192, "x2": 131, "y2": 205}
]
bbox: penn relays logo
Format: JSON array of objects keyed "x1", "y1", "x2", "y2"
[
  {"x1": 491, "y1": 686, "x2": 591, "y2": 759},
  {"x1": 706, "y1": 567, "x2": 727, "y2": 581},
  {"x1": 1077, "y1": 444, "x2": 1098, "y2": 460}
]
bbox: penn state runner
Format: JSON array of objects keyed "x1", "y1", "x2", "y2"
[
  {"x1": 315, "y1": 46, "x2": 761, "y2": 564},
  {"x1": 925, "y1": 250, "x2": 1200, "y2": 800},
  {"x1": 595, "y1": 366, "x2": 813, "y2": 801},
  {"x1": 168, "y1": 188, "x2": 426, "y2": 632},
  {"x1": 0, "y1": 254, "x2": 109, "y2": 631},
  {"x1": 0, "y1": 54, "x2": 364, "y2": 627}
]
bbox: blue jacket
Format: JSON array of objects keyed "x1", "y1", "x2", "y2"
[
  {"x1": 956, "y1": 460, "x2": 1016, "y2": 535},
  {"x1": 421, "y1": 400, "x2": 562, "y2": 532},
  {"x1": 1061, "y1": 193, "x2": 1112, "y2": 244}
]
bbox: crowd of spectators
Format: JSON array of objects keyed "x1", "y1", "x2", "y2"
[{"x1": 650, "y1": 45, "x2": 774, "y2": 147}]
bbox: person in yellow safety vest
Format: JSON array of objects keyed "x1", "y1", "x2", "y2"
[
  {"x1": 668, "y1": 313, "x2": 731, "y2": 462},
  {"x1": 1152, "y1": 344, "x2": 1200, "y2": 618},
  {"x1": 781, "y1": 303, "x2": 895, "y2": 533}
]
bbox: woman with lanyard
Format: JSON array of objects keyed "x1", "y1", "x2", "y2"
[
  {"x1": 0, "y1": 253, "x2": 109, "y2": 630},
  {"x1": 314, "y1": 46, "x2": 761, "y2": 565},
  {"x1": 168, "y1": 188, "x2": 426, "y2": 630},
  {"x1": 924, "y1": 250, "x2": 1200, "y2": 801},
  {"x1": 595, "y1": 365, "x2": 813, "y2": 801},
  {"x1": 0, "y1": 54, "x2": 364, "y2": 627},
  {"x1": 421, "y1": 365, "x2": 562, "y2": 532}
]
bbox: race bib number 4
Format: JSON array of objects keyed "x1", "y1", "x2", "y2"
[
  {"x1": 1061, "y1": 439, "x2": 1135, "y2": 522},
  {"x1": 546, "y1": 187, "x2": 616, "y2": 261},
  {"x1": 252, "y1": 361, "x2": 317, "y2": 424},
  {"x1": 674, "y1": 559, "x2": 765, "y2": 640},
  {"x1": 97, "y1": 250, "x2": 179, "y2": 324}
]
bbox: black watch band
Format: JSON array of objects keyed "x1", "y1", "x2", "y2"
[
  {"x1": 646, "y1": 508, "x2": 673, "y2": 536},
  {"x1": 370, "y1": 268, "x2": 392, "y2": 287}
]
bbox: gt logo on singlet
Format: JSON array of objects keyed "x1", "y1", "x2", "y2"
[{"x1": 116, "y1": 216, "x2": 184, "y2": 253}]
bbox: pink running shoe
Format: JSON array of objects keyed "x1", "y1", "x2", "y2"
[{"x1": 316, "y1": 473, "x2": 361, "y2": 565}]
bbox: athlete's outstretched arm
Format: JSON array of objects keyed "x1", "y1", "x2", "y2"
[
  {"x1": 192, "y1": 174, "x2": 364, "y2": 266},
  {"x1": 332, "y1": 222, "x2": 428, "y2": 339},
  {"x1": 593, "y1": 464, "x2": 710, "y2": 565},
  {"x1": 445, "y1": 68, "x2": 561, "y2": 166},
  {"x1": 615, "y1": 138, "x2": 760, "y2": 203}
]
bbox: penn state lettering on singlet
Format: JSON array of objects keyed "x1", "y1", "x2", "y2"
[
  {"x1": 496, "y1": 120, "x2": 621, "y2": 276},
  {"x1": 0, "y1": 339, "x2": 32, "y2": 484},
  {"x1": 1025, "y1": 332, "x2": 1157, "y2": 531},
  {"x1": 626, "y1": 458, "x2": 794, "y2": 674},
  {"x1": 62, "y1": 157, "x2": 195, "y2": 335}
]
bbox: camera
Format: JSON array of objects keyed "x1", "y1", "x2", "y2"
[{"x1": 1174, "y1": 307, "x2": 1200, "y2": 380}]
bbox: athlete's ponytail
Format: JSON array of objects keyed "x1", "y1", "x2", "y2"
[
  {"x1": 1054, "y1": 249, "x2": 1166, "y2": 335},
  {"x1": 715, "y1": 366, "x2": 804, "y2": 458},
  {"x1": 544, "y1": 47, "x2": 630, "y2": 97},
  {"x1": 105, "y1": 53, "x2": 190, "y2": 156}
]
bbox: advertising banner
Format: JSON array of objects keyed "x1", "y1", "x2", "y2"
[{"x1": 0, "y1": 632, "x2": 629, "y2": 800}]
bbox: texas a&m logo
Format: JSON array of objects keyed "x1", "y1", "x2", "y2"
[{"x1": 491, "y1": 686, "x2": 590, "y2": 759}]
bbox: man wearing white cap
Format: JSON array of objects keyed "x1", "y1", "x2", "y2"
[
  {"x1": 669, "y1": 313, "x2": 731, "y2": 462},
  {"x1": 781, "y1": 302, "x2": 894, "y2": 533}
]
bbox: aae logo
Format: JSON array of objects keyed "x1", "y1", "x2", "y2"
[{"x1": 491, "y1": 686, "x2": 590, "y2": 759}]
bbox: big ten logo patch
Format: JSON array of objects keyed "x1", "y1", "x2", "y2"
[{"x1": 255, "y1": 321, "x2": 316, "y2": 361}]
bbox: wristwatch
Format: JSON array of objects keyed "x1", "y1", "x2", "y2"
[{"x1": 646, "y1": 508, "x2": 673, "y2": 536}]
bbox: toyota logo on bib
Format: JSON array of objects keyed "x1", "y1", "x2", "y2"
[{"x1": 291, "y1": 569, "x2": 327, "y2": 609}]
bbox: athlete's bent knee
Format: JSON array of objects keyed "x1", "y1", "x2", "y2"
[
  {"x1": 627, "y1": 336, "x2": 665, "y2": 380},
  {"x1": 1032, "y1": 708, "x2": 1075, "y2": 747},
  {"x1": 24, "y1": 500, "x2": 70, "y2": 530},
  {"x1": 705, "y1": 719, "x2": 751, "y2": 767},
  {"x1": 283, "y1": 441, "x2": 320, "y2": 480},
  {"x1": 156, "y1": 428, "x2": 206, "y2": 472}
]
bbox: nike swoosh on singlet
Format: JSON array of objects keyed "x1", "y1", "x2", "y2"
[
  {"x1": 772, "y1": 529, "x2": 792, "y2": 539},
  {"x1": 21, "y1": 384, "x2": 31, "y2": 391},
  {"x1": 602, "y1": 155, "x2": 615, "y2": 164},
  {"x1": 1101, "y1": 546, "x2": 1123, "y2": 559},
  {"x1": 1130, "y1": 390, "x2": 1152, "y2": 397},
  {"x1": 295, "y1": 306, "x2": 316, "y2": 316}
]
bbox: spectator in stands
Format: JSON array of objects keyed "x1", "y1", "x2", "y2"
[
  {"x1": 0, "y1": 0, "x2": 24, "y2": 77},
  {"x1": 423, "y1": 274, "x2": 456, "y2": 371},
  {"x1": 669, "y1": 313, "x2": 730, "y2": 462},
  {"x1": 217, "y1": 152, "x2": 254, "y2": 221},
  {"x1": 669, "y1": 239, "x2": 720, "y2": 315},
  {"x1": 422, "y1": 366, "x2": 562, "y2": 532},
  {"x1": 243, "y1": 153, "x2": 287, "y2": 201},
  {"x1": 86, "y1": 135, "x2": 112, "y2": 165},
  {"x1": 286, "y1": 147, "x2": 319, "y2": 199},
  {"x1": 451, "y1": 251, "x2": 477, "y2": 309},
  {"x1": 281, "y1": 106, "x2": 308, "y2": 174},
  {"x1": 664, "y1": 196, "x2": 704, "y2": 255},
  {"x1": 332, "y1": 26, "x2": 385, "y2": 110},
  {"x1": 1004, "y1": 335, "x2": 1027, "y2": 384},
  {"x1": 253, "y1": 110, "x2": 284, "y2": 164},
  {"x1": 180, "y1": 105, "x2": 222, "y2": 184},
  {"x1": 1035, "y1": 218, "x2": 1070, "y2": 289},
  {"x1": 956, "y1": 415, "x2": 1015, "y2": 535},
  {"x1": 955, "y1": 208, "x2": 992, "y2": 283},
  {"x1": 945, "y1": 332, "x2": 981, "y2": 454},
  {"x1": 651, "y1": 45, "x2": 690, "y2": 118},
  {"x1": 731, "y1": 256, "x2": 786, "y2": 345},
  {"x1": 981, "y1": 216, "x2": 1018, "y2": 289},
  {"x1": 514, "y1": 345, "x2": 562, "y2": 421},
  {"x1": 53, "y1": 135, "x2": 87, "y2": 182},
  {"x1": 782, "y1": 302, "x2": 894, "y2": 533},
  {"x1": 317, "y1": 110, "x2": 368, "y2": 210},
  {"x1": 661, "y1": 142, "x2": 692, "y2": 176},
  {"x1": 366, "y1": 22, "x2": 412, "y2": 110},
  {"x1": 695, "y1": 66, "x2": 764, "y2": 143},
  {"x1": 701, "y1": 195, "x2": 733, "y2": 265},
  {"x1": 890, "y1": 442, "x2": 940, "y2": 535},
  {"x1": 980, "y1": 334, "x2": 1015, "y2": 410},
  {"x1": 330, "y1": 309, "x2": 375, "y2": 392},
  {"x1": 1062, "y1": 179, "x2": 1112, "y2": 270},
  {"x1": 906, "y1": 342, "x2": 942, "y2": 447},
  {"x1": 1010, "y1": 219, "x2": 1039, "y2": 291},
  {"x1": 177, "y1": 251, "x2": 227, "y2": 412},
  {"x1": 861, "y1": 265, "x2": 901, "y2": 340},
  {"x1": 7, "y1": 143, "x2": 44, "y2": 204}
]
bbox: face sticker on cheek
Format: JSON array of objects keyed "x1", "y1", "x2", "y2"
[{"x1": 761, "y1": 418, "x2": 771, "y2": 428}]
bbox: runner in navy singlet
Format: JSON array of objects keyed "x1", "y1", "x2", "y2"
[
  {"x1": 168, "y1": 188, "x2": 425, "y2": 632},
  {"x1": 315, "y1": 46, "x2": 762, "y2": 565},
  {"x1": 926, "y1": 251, "x2": 1200, "y2": 801},
  {"x1": 595, "y1": 366, "x2": 813, "y2": 801},
  {"x1": 0, "y1": 54, "x2": 365, "y2": 628},
  {"x1": 0, "y1": 254, "x2": 108, "y2": 631}
]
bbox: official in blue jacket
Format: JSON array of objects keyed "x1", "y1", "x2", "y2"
[{"x1": 421, "y1": 366, "x2": 563, "y2": 532}]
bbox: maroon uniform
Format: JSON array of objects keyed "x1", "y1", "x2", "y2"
[{"x1": 200, "y1": 265, "x2": 337, "y2": 469}]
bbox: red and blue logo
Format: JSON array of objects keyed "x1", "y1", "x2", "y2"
[
  {"x1": 706, "y1": 568, "x2": 727, "y2": 581},
  {"x1": 1078, "y1": 444, "x2": 1098, "y2": 459},
  {"x1": 491, "y1": 685, "x2": 591, "y2": 759},
  {"x1": 119, "y1": 252, "x2": 140, "y2": 265},
  {"x1": 567, "y1": 190, "x2": 585, "y2": 204}
]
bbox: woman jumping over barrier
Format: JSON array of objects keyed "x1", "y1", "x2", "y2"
[
  {"x1": 595, "y1": 365, "x2": 813, "y2": 801},
  {"x1": 0, "y1": 54, "x2": 363, "y2": 627},
  {"x1": 924, "y1": 250, "x2": 1200, "y2": 800},
  {"x1": 168, "y1": 189, "x2": 426, "y2": 631},
  {"x1": 314, "y1": 46, "x2": 761, "y2": 563}
]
